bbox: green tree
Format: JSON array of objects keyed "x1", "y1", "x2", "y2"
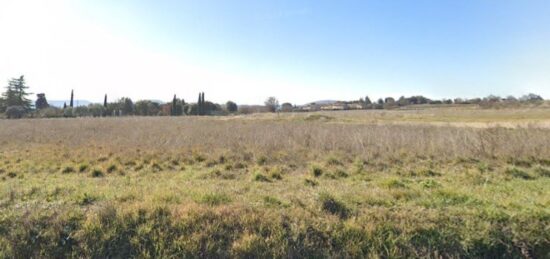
[
  {"x1": 2, "y1": 76, "x2": 32, "y2": 110},
  {"x1": 226, "y1": 101, "x2": 238, "y2": 113},
  {"x1": 35, "y1": 93, "x2": 49, "y2": 109},
  {"x1": 197, "y1": 92, "x2": 206, "y2": 115},
  {"x1": 364, "y1": 96, "x2": 372, "y2": 105},
  {"x1": 136, "y1": 100, "x2": 161, "y2": 116},
  {"x1": 120, "y1": 97, "x2": 134, "y2": 116},
  {"x1": 103, "y1": 94, "x2": 108, "y2": 116},
  {"x1": 171, "y1": 95, "x2": 184, "y2": 116},
  {"x1": 70, "y1": 90, "x2": 74, "y2": 107},
  {"x1": 197, "y1": 93, "x2": 202, "y2": 115}
]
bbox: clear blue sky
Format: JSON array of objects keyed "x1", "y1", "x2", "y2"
[{"x1": 1, "y1": 0, "x2": 549, "y2": 104}]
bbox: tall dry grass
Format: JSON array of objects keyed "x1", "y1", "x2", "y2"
[{"x1": 0, "y1": 116, "x2": 548, "y2": 160}]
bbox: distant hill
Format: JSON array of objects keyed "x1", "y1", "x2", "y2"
[{"x1": 49, "y1": 100, "x2": 92, "y2": 108}]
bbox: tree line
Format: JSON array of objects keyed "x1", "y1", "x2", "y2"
[
  {"x1": 0, "y1": 75, "x2": 546, "y2": 119},
  {"x1": 0, "y1": 76, "x2": 240, "y2": 118}
]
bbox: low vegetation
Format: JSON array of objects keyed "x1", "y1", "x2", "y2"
[{"x1": 0, "y1": 108, "x2": 549, "y2": 257}]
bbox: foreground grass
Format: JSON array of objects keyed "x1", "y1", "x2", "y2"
[
  {"x1": 0, "y1": 148, "x2": 549, "y2": 258},
  {"x1": 0, "y1": 110, "x2": 549, "y2": 257}
]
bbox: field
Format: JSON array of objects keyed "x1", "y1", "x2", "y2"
[{"x1": 0, "y1": 106, "x2": 549, "y2": 258}]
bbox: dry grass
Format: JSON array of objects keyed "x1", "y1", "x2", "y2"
[{"x1": 0, "y1": 107, "x2": 549, "y2": 257}]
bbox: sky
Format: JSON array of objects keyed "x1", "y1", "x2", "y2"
[{"x1": 0, "y1": 0, "x2": 549, "y2": 104}]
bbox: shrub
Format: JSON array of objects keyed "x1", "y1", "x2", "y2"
[
  {"x1": 205, "y1": 159, "x2": 218, "y2": 167},
  {"x1": 90, "y1": 169, "x2": 104, "y2": 178},
  {"x1": 106, "y1": 164, "x2": 117, "y2": 173},
  {"x1": 269, "y1": 166, "x2": 285, "y2": 180},
  {"x1": 78, "y1": 163, "x2": 89, "y2": 172},
  {"x1": 270, "y1": 171, "x2": 282, "y2": 180},
  {"x1": 334, "y1": 169, "x2": 348, "y2": 178},
  {"x1": 150, "y1": 162, "x2": 162, "y2": 172},
  {"x1": 326, "y1": 156, "x2": 342, "y2": 166},
  {"x1": 234, "y1": 162, "x2": 247, "y2": 169},
  {"x1": 61, "y1": 166, "x2": 75, "y2": 174},
  {"x1": 505, "y1": 167, "x2": 535, "y2": 180},
  {"x1": 318, "y1": 192, "x2": 350, "y2": 219},
  {"x1": 534, "y1": 166, "x2": 550, "y2": 177},
  {"x1": 253, "y1": 173, "x2": 270, "y2": 182},
  {"x1": 311, "y1": 165, "x2": 323, "y2": 177},
  {"x1": 256, "y1": 156, "x2": 268, "y2": 166},
  {"x1": 193, "y1": 153, "x2": 206, "y2": 163}
]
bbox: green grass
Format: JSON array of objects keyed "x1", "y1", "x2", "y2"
[{"x1": 1, "y1": 149, "x2": 548, "y2": 257}]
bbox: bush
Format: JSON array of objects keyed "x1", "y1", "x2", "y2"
[
  {"x1": 326, "y1": 156, "x2": 343, "y2": 166},
  {"x1": 505, "y1": 167, "x2": 535, "y2": 180},
  {"x1": 78, "y1": 163, "x2": 89, "y2": 172},
  {"x1": 311, "y1": 165, "x2": 323, "y2": 177},
  {"x1": 256, "y1": 156, "x2": 268, "y2": 165},
  {"x1": 253, "y1": 173, "x2": 270, "y2": 182},
  {"x1": 318, "y1": 192, "x2": 350, "y2": 219},
  {"x1": 90, "y1": 169, "x2": 104, "y2": 178},
  {"x1": 106, "y1": 164, "x2": 117, "y2": 173},
  {"x1": 534, "y1": 166, "x2": 550, "y2": 177},
  {"x1": 61, "y1": 166, "x2": 75, "y2": 174},
  {"x1": 5, "y1": 106, "x2": 26, "y2": 119}
]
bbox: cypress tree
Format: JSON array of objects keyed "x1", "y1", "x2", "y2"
[
  {"x1": 197, "y1": 92, "x2": 202, "y2": 116},
  {"x1": 70, "y1": 90, "x2": 74, "y2": 108},
  {"x1": 103, "y1": 94, "x2": 108, "y2": 108},
  {"x1": 201, "y1": 92, "x2": 206, "y2": 115},
  {"x1": 172, "y1": 94, "x2": 177, "y2": 116},
  {"x1": 203, "y1": 92, "x2": 206, "y2": 115},
  {"x1": 63, "y1": 102, "x2": 67, "y2": 109}
]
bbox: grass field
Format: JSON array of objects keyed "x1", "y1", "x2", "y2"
[{"x1": 1, "y1": 107, "x2": 549, "y2": 258}]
